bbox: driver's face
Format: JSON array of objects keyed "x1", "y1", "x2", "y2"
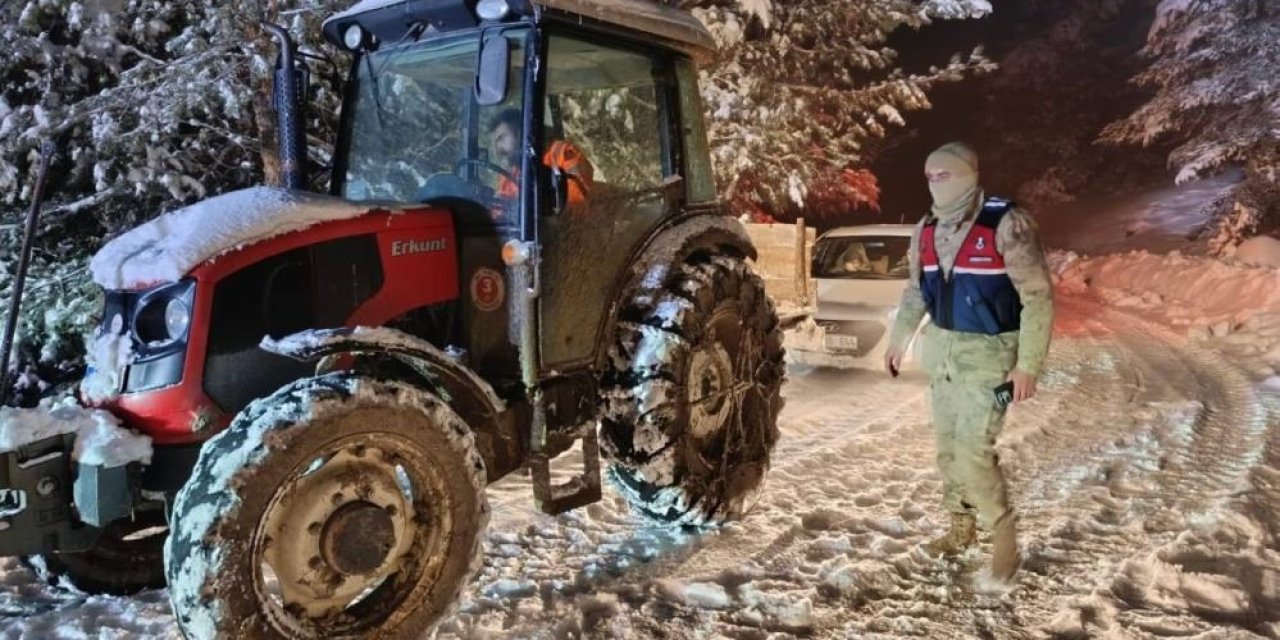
[{"x1": 490, "y1": 123, "x2": 519, "y2": 166}]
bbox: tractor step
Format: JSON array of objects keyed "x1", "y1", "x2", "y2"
[{"x1": 530, "y1": 427, "x2": 601, "y2": 515}]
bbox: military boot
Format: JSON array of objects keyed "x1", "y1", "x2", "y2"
[
  {"x1": 924, "y1": 512, "x2": 977, "y2": 556},
  {"x1": 989, "y1": 512, "x2": 1021, "y2": 582}
]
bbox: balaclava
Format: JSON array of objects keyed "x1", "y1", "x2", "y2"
[{"x1": 926, "y1": 142, "x2": 981, "y2": 222}]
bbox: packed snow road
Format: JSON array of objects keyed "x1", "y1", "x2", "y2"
[{"x1": 1, "y1": 290, "x2": 1277, "y2": 639}]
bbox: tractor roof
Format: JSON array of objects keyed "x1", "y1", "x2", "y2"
[{"x1": 324, "y1": 0, "x2": 717, "y2": 66}]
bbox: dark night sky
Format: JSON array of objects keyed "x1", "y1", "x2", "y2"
[{"x1": 819, "y1": 0, "x2": 1170, "y2": 232}]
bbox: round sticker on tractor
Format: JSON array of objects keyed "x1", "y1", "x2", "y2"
[{"x1": 471, "y1": 268, "x2": 505, "y2": 312}]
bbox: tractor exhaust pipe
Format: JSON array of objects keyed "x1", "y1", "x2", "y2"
[
  {"x1": 264, "y1": 23, "x2": 307, "y2": 190},
  {"x1": 0, "y1": 141, "x2": 56, "y2": 405}
]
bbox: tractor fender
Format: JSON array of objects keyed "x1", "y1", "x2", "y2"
[
  {"x1": 597, "y1": 214, "x2": 759, "y2": 367},
  {"x1": 260, "y1": 327, "x2": 523, "y2": 480},
  {"x1": 629, "y1": 214, "x2": 757, "y2": 277}
]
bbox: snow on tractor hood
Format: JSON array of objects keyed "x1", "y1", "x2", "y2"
[{"x1": 90, "y1": 186, "x2": 405, "y2": 290}]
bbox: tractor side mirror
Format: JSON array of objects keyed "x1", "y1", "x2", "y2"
[{"x1": 475, "y1": 32, "x2": 510, "y2": 106}]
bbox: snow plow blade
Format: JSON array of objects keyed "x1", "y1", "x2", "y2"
[{"x1": 0, "y1": 433, "x2": 102, "y2": 556}]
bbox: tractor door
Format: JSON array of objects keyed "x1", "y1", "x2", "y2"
[
  {"x1": 335, "y1": 28, "x2": 532, "y2": 383},
  {"x1": 536, "y1": 32, "x2": 682, "y2": 372}
]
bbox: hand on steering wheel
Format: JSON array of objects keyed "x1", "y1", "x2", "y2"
[{"x1": 455, "y1": 157, "x2": 516, "y2": 183}]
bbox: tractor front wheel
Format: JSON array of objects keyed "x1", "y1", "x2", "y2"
[
  {"x1": 601, "y1": 251, "x2": 785, "y2": 526},
  {"x1": 165, "y1": 373, "x2": 488, "y2": 640}
]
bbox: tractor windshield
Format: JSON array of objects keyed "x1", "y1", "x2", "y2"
[{"x1": 337, "y1": 28, "x2": 528, "y2": 220}]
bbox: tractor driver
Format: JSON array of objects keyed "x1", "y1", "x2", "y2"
[{"x1": 488, "y1": 108, "x2": 594, "y2": 218}]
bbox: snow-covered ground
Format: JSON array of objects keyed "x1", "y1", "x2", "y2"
[{"x1": 3, "y1": 274, "x2": 1279, "y2": 638}]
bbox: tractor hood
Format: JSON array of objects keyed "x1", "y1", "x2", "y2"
[{"x1": 90, "y1": 187, "x2": 405, "y2": 291}]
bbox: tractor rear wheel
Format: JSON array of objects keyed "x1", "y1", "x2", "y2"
[
  {"x1": 165, "y1": 373, "x2": 488, "y2": 640},
  {"x1": 601, "y1": 251, "x2": 785, "y2": 526}
]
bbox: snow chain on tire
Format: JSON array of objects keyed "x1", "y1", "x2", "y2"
[
  {"x1": 164, "y1": 372, "x2": 488, "y2": 640},
  {"x1": 601, "y1": 249, "x2": 785, "y2": 526}
]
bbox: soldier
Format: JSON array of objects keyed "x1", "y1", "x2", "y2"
[{"x1": 884, "y1": 142, "x2": 1054, "y2": 583}]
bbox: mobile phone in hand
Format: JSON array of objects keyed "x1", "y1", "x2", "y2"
[
  {"x1": 993, "y1": 381, "x2": 1015, "y2": 409},
  {"x1": 889, "y1": 362, "x2": 899, "y2": 378}
]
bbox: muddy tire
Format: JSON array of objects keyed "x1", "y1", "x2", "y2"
[
  {"x1": 165, "y1": 373, "x2": 488, "y2": 640},
  {"x1": 27, "y1": 510, "x2": 168, "y2": 595},
  {"x1": 601, "y1": 250, "x2": 785, "y2": 526}
]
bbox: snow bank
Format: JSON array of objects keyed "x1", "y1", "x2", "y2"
[
  {"x1": 0, "y1": 399, "x2": 151, "y2": 468},
  {"x1": 89, "y1": 187, "x2": 396, "y2": 290},
  {"x1": 1051, "y1": 249, "x2": 1280, "y2": 329},
  {"x1": 1051, "y1": 249, "x2": 1280, "y2": 380},
  {"x1": 1233, "y1": 235, "x2": 1280, "y2": 268}
]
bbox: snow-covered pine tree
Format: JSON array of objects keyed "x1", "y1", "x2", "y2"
[
  {"x1": 669, "y1": 0, "x2": 995, "y2": 221},
  {"x1": 969, "y1": 0, "x2": 1162, "y2": 208},
  {"x1": 0, "y1": 1, "x2": 344, "y2": 234},
  {"x1": 1101, "y1": 0, "x2": 1280, "y2": 252}
]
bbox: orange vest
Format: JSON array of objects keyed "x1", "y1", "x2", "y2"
[{"x1": 497, "y1": 141, "x2": 593, "y2": 213}]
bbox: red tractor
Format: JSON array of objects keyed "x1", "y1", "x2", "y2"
[{"x1": 0, "y1": 0, "x2": 785, "y2": 637}]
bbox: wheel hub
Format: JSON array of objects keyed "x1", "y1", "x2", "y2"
[
  {"x1": 259, "y1": 445, "x2": 420, "y2": 620},
  {"x1": 321, "y1": 502, "x2": 397, "y2": 576},
  {"x1": 687, "y1": 332, "x2": 734, "y2": 441}
]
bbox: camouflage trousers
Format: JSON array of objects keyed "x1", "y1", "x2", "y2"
[
  {"x1": 921, "y1": 325, "x2": 1017, "y2": 529},
  {"x1": 929, "y1": 377, "x2": 1011, "y2": 528}
]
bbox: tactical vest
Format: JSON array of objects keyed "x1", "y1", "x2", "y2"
[{"x1": 920, "y1": 198, "x2": 1021, "y2": 335}]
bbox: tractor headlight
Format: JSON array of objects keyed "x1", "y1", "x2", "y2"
[
  {"x1": 342, "y1": 23, "x2": 367, "y2": 51},
  {"x1": 476, "y1": 0, "x2": 511, "y2": 21},
  {"x1": 135, "y1": 295, "x2": 191, "y2": 346},
  {"x1": 165, "y1": 298, "x2": 190, "y2": 340}
]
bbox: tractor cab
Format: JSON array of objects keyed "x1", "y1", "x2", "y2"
[{"x1": 323, "y1": 0, "x2": 723, "y2": 426}]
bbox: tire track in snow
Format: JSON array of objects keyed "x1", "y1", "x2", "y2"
[
  {"x1": 448, "y1": 368, "x2": 944, "y2": 638},
  {"x1": 998, "y1": 295, "x2": 1274, "y2": 638}
]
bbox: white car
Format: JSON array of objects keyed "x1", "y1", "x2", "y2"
[{"x1": 786, "y1": 224, "x2": 924, "y2": 368}]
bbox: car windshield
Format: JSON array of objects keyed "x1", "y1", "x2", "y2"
[
  {"x1": 338, "y1": 28, "x2": 528, "y2": 212},
  {"x1": 813, "y1": 235, "x2": 911, "y2": 280}
]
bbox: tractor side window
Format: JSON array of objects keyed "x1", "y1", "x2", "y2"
[
  {"x1": 547, "y1": 35, "x2": 665, "y2": 194},
  {"x1": 537, "y1": 34, "x2": 679, "y2": 367},
  {"x1": 203, "y1": 235, "x2": 384, "y2": 413}
]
